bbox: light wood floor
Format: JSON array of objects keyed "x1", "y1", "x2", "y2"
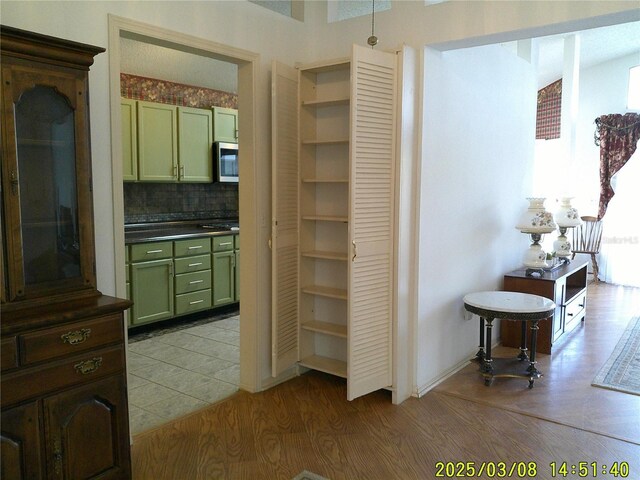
[{"x1": 131, "y1": 282, "x2": 640, "y2": 479}]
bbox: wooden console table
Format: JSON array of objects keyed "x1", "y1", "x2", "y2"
[
  {"x1": 501, "y1": 260, "x2": 588, "y2": 354},
  {"x1": 464, "y1": 291, "x2": 555, "y2": 388}
]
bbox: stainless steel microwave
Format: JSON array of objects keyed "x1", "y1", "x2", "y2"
[{"x1": 214, "y1": 142, "x2": 238, "y2": 183}]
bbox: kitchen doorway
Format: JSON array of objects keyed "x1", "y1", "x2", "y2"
[{"x1": 107, "y1": 15, "x2": 259, "y2": 434}]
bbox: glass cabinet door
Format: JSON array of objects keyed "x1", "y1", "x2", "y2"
[
  {"x1": 15, "y1": 85, "x2": 81, "y2": 286},
  {"x1": 1, "y1": 66, "x2": 96, "y2": 301}
]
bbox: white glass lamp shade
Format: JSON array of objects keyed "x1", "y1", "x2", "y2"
[
  {"x1": 555, "y1": 197, "x2": 581, "y2": 228},
  {"x1": 516, "y1": 198, "x2": 556, "y2": 234}
]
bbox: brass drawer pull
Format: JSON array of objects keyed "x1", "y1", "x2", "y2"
[
  {"x1": 189, "y1": 300, "x2": 204, "y2": 305},
  {"x1": 188, "y1": 262, "x2": 203, "y2": 267},
  {"x1": 61, "y1": 328, "x2": 91, "y2": 345},
  {"x1": 189, "y1": 280, "x2": 204, "y2": 285},
  {"x1": 74, "y1": 357, "x2": 102, "y2": 375}
]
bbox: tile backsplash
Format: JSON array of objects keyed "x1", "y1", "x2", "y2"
[{"x1": 124, "y1": 182, "x2": 238, "y2": 224}]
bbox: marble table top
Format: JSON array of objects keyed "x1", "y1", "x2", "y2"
[{"x1": 463, "y1": 291, "x2": 556, "y2": 315}]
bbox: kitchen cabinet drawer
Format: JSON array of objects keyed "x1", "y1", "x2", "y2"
[
  {"x1": 131, "y1": 241, "x2": 173, "y2": 261},
  {"x1": 175, "y1": 237, "x2": 211, "y2": 257},
  {"x1": 2, "y1": 345, "x2": 125, "y2": 407},
  {"x1": 19, "y1": 314, "x2": 124, "y2": 366},
  {"x1": 213, "y1": 235, "x2": 235, "y2": 252},
  {"x1": 1, "y1": 337, "x2": 18, "y2": 372},
  {"x1": 174, "y1": 254, "x2": 211, "y2": 274},
  {"x1": 175, "y1": 270, "x2": 212, "y2": 295},
  {"x1": 176, "y1": 289, "x2": 212, "y2": 315}
]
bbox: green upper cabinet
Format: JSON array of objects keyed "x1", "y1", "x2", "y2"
[
  {"x1": 178, "y1": 106, "x2": 213, "y2": 182},
  {"x1": 121, "y1": 98, "x2": 138, "y2": 181},
  {"x1": 212, "y1": 107, "x2": 238, "y2": 143},
  {"x1": 137, "y1": 100, "x2": 178, "y2": 182}
]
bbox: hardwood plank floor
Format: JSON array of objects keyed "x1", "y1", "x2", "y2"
[{"x1": 132, "y1": 282, "x2": 640, "y2": 479}]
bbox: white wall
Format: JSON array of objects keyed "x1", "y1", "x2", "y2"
[{"x1": 417, "y1": 44, "x2": 537, "y2": 392}]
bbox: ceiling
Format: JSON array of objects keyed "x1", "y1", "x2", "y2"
[{"x1": 536, "y1": 21, "x2": 640, "y2": 88}]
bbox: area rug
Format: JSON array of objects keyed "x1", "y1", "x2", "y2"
[{"x1": 592, "y1": 316, "x2": 640, "y2": 396}]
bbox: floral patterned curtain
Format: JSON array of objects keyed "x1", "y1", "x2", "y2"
[{"x1": 595, "y1": 113, "x2": 640, "y2": 219}]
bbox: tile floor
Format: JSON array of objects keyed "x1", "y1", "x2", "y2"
[{"x1": 127, "y1": 314, "x2": 240, "y2": 435}]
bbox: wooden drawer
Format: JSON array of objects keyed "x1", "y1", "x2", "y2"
[
  {"x1": 1, "y1": 337, "x2": 18, "y2": 372},
  {"x1": 130, "y1": 241, "x2": 173, "y2": 261},
  {"x1": 174, "y1": 254, "x2": 211, "y2": 274},
  {"x1": 19, "y1": 314, "x2": 124, "y2": 366},
  {"x1": 176, "y1": 289, "x2": 212, "y2": 315},
  {"x1": 175, "y1": 270, "x2": 212, "y2": 295},
  {"x1": 565, "y1": 291, "x2": 586, "y2": 326},
  {"x1": 175, "y1": 237, "x2": 211, "y2": 257},
  {"x1": 213, "y1": 235, "x2": 234, "y2": 252},
  {"x1": 1, "y1": 346, "x2": 125, "y2": 407}
]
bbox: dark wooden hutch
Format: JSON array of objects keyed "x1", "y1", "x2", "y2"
[{"x1": 1, "y1": 26, "x2": 132, "y2": 478}]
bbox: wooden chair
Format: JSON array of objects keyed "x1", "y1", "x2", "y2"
[{"x1": 571, "y1": 216, "x2": 604, "y2": 282}]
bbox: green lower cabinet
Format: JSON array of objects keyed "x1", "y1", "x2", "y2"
[
  {"x1": 234, "y1": 249, "x2": 240, "y2": 302},
  {"x1": 130, "y1": 258, "x2": 174, "y2": 326},
  {"x1": 176, "y1": 289, "x2": 213, "y2": 315},
  {"x1": 213, "y1": 251, "x2": 235, "y2": 306}
]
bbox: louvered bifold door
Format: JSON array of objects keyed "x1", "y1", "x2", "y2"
[
  {"x1": 347, "y1": 45, "x2": 397, "y2": 400},
  {"x1": 271, "y1": 61, "x2": 300, "y2": 377}
]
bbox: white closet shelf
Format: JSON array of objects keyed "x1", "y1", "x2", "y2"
[
  {"x1": 301, "y1": 178, "x2": 348, "y2": 184},
  {"x1": 301, "y1": 320, "x2": 347, "y2": 338},
  {"x1": 301, "y1": 285, "x2": 347, "y2": 300},
  {"x1": 301, "y1": 250, "x2": 348, "y2": 261},
  {"x1": 301, "y1": 214, "x2": 348, "y2": 223},
  {"x1": 301, "y1": 138, "x2": 349, "y2": 145},
  {"x1": 302, "y1": 97, "x2": 350, "y2": 108},
  {"x1": 299, "y1": 355, "x2": 347, "y2": 378}
]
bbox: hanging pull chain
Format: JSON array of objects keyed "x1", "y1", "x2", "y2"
[{"x1": 367, "y1": 0, "x2": 378, "y2": 48}]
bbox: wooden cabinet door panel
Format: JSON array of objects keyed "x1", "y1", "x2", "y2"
[
  {"x1": 213, "y1": 251, "x2": 234, "y2": 306},
  {"x1": 43, "y1": 375, "x2": 130, "y2": 480},
  {"x1": 121, "y1": 98, "x2": 138, "y2": 181},
  {"x1": 130, "y1": 259, "x2": 174, "y2": 326},
  {"x1": 212, "y1": 107, "x2": 238, "y2": 143},
  {"x1": 137, "y1": 101, "x2": 177, "y2": 182},
  {"x1": 1, "y1": 401, "x2": 43, "y2": 479},
  {"x1": 178, "y1": 107, "x2": 213, "y2": 182}
]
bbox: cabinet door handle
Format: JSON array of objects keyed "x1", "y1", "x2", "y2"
[
  {"x1": 188, "y1": 262, "x2": 203, "y2": 267},
  {"x1": 189, "y1": 280, "x2": 204, "y2": 285},
  {"x1": 180, "y1": 165, "x2": 185, "y2": 179},
  {"x1": 173, "y1": 164, "x2": 178, "y2": 178},
  {"x1": 352, "y1": 241, "x2": 357, "y2": 262},
  {"x1": 219, "y1": 242, "x2": 232, "y2": 246},
  {"x1": 188, "y1": 245, "x2": 203, "y2": 250},
  {"x1": 74, "y1": 357, "x2": 103, "y2": 375},
  {"x1": 189, "y1": 299, "x2": 204, "y2": 305},
  {"x1": 146, "y1": 249, "x2": 164, "y2": 254},
  {"x1": 61, "y1": 328, "x2": 91, "y2": 345}
]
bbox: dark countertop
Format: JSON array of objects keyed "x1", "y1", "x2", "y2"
[{"x1": 125, "y1": 220, "x2": 239, "y2": 244}]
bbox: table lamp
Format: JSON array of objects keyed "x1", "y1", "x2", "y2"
[
  {"x1": 553, "y1": 197, "x2": 581, "y2": 264},
  {"x1": 516, "y1": 198, "x2": 556, "y2": 276}
]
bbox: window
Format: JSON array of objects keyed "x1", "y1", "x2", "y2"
[
  {"x1": 628, "y1": 65, "x2": 640, "y2": 111},
  {"x1": 328, "y1": 0, "x2": 390, "y2": 23}
]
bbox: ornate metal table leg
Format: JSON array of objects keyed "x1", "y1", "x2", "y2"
[
  {"x1": 526, "y1": 320, "x2": 542, "y2": 388},
  {"x1": 482, "y1": 318, "x2": 494, "y2": 376},
  {"x1": 475, "y1": 316, "x2": 486, "y2": 363},
  {"x1": 518, "y1": 319, "x2": 529, "y2": 361}
]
